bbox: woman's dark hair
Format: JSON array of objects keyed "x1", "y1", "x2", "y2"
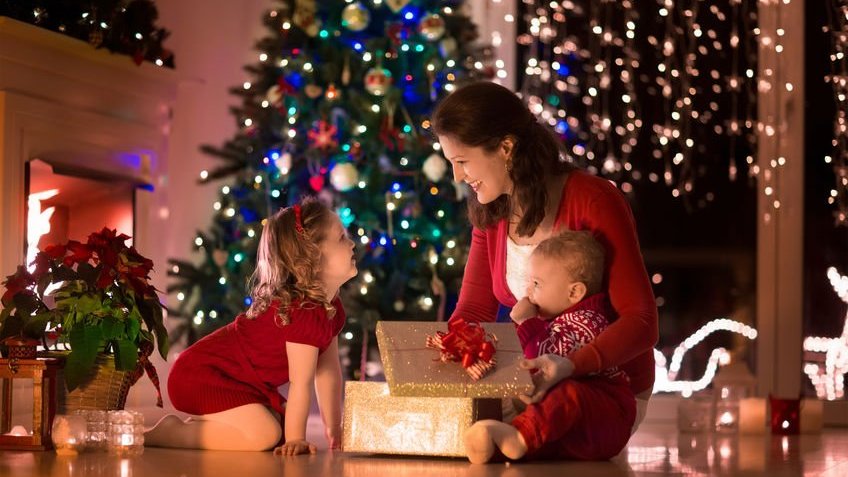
[{"x1": 430, "y1": 81, "x2": 574, "y2": 236}]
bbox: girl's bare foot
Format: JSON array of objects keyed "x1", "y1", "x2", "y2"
[{"x1": 463, "y1": 420, "x2": 528, "y2": 464}]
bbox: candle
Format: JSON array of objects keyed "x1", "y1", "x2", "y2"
[
  {"x1": 800, "y1": 398, "x2": 823, "y2": 433},
  {"x1": 739, "y1": 397, "x2": 767, "y2": 434},
  {"x1": 6, "y1": 425, "x2": 30, "y2": 436}
]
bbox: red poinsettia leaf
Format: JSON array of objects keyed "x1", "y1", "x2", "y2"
[
  {"x1": 31, "y1": 253, "x2": 52, "y2": 278},
  {"x1": 67, "y1": 240, "x2": 93, "y2": 264},
  {"x1": 43, "y1": 244, "x2": 67, "y2": 259},
  {"x1": 96, "y1": 268, "x2": 114, "y2": 289}
]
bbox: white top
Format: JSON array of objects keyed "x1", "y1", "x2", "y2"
[{"x1": 505, "y1": 236, "x2": 537, "y2": 300}]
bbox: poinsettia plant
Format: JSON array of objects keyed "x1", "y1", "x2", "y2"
[{"x1": 0, "y1": 228, "x2": 169, "y2": 391}]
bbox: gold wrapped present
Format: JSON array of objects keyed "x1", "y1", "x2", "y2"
[
  {"x1": 342, "y1": 381, "x2": 501, "y2": 456},
  {"x1": 376, "y1": 321, "x2": 534, "y2": 398}
]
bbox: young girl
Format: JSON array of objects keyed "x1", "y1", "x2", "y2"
[{"x1": 145, "y1": 198, "x2": 356, "y2": 454}]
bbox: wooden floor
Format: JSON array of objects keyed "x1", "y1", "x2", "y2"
[{"x1": 3, "y1": 422, "x2": 848, "y2": 477}]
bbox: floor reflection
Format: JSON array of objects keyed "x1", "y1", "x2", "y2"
[{"x1": 2, "y1": 423, "x2": 847, "y2": 477}]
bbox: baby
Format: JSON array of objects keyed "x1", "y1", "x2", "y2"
[{"x1": 464, "y1": 230, "x2": 635, "y2": 463}]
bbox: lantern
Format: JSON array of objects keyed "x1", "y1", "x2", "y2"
[
  {"x1": 712, "y1": 361, "x2": 757, "y2": 433},
  {"x1": 0, "y1": 357, "x2": 61, "y2": 450}
]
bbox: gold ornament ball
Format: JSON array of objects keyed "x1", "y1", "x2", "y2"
[
  {"x1": 305, "y1": 84, "x2": 324, "y2": 99},
  {"x1": 364, "y1": 67, "x2": 392, "y2": 96},
  {"x1": 342, "y1": 3, "x2": 370, "y2": 32},
  {"x1": 419, "y1": 14, "x2": 446, "y2": 41}
]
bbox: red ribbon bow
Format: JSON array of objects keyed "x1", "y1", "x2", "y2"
[{"x1": 426, "y1": 318, "x2": 497, "y2": 381}]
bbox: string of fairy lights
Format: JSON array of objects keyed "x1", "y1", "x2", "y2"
[
  {"x1": 505, "y1": 0, "x2": 760, "y2": 208},
  {"x1": 826, "y1": 0, "x2": 848, "y2": 226}
]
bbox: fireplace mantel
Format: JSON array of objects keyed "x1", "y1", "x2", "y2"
[{"x1": 0, "y1": 16, "x2": 178, "y2": 279}]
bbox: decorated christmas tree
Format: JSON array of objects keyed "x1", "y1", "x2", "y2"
[{"x1": 167, "y1": 0, "x2": 493, "y2": 376}]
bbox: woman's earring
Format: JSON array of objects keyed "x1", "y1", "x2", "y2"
[{"x1": 505, "y1": 156, "x2": 513, "y2": 172}]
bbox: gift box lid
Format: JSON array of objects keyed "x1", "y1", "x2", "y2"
[{"x1": 376, "y1": 321, "x2": 534, "y2": 398}]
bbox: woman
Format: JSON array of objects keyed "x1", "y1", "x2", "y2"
[{"x1": 431, "y1": 81, "x2": 657, "y2": 461}]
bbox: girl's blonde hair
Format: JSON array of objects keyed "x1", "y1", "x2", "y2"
[{"x1": 246, "y1": 197, "x2": 336, "y2": 324}]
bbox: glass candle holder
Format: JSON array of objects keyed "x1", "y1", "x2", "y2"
[
  {"x1": 51, "y1": 415, "x2": 87, "y2": 455},
  {"x1": 677, "y1": 394, "x2": 713, "y2": 433},
  {"x1": 715, "y1": 401, "x2": 740, "y2": 433},
  {"x1": 107, "y1": 411, "x2": 144, "y2": 456},
  {"x1": 73, "y1": 410, "x2": 108, "y2": 451}
]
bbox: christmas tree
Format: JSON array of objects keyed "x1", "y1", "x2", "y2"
[{"x1": 167, "y1": 0, "x2": 493, "y2": 377}]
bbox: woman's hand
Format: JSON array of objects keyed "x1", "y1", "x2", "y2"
[
  {"x1": 274, "y1": 439, "x2": 317, "y2": 456},
  {"x1": 518, "y1": 354, "x2": 575, "y2": 404},
  {"x1": 510, "y1": 297, "x2": 538, "y2": 325}
]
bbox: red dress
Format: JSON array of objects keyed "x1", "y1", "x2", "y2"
[{"x1": 168, "y1": 297, "x2": 345, "y2": 416}]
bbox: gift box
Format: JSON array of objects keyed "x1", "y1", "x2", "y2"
[
  {"x1": 342, "y1": 381, "x2": 501, "y2": 457},
  {"x1": 376, "y1": 321, "x2": 534, "y2": 398}
]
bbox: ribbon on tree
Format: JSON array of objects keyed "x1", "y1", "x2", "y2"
[{"x1": 425, "y1": 318, "x2": 497, "y2": 381}]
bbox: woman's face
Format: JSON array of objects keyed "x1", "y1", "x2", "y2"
[{"x1": 437, "y1": 135, "x2": 513, "y2": 204}]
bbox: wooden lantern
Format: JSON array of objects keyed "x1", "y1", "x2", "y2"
[{"x1": 0, "y1": 357, "x2": 61, "y2": 450}]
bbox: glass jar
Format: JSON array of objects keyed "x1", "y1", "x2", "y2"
[
  {"x1": 51, "y1": 414, "x2": 87, "y2": 455},
  {"x1": 107, "y1": 410, "x2": 144, "y2": 456}
]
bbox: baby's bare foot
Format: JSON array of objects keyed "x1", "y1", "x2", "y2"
[{"x1": 463, "y1": 420, "x2": 528, "y2": 464}]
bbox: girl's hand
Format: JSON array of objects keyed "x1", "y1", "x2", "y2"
[
  {"x1": 325, "y1": 427, "x2": 342, "y2": 450},
  {"x1": 274, "y1": 439, "x2": 317, "y2": 456}
]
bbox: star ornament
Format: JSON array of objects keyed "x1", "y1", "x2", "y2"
[{"x1": 307, "y1": 120, "x2": 339, "y2": 151}]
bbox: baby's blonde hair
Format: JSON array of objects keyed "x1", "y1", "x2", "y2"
[
  {"x1": 246, "y1": 197, "x2": 335, "y2": 324},
  {"x1": 533, "y1": 230, "x2": 605, "y2": 295}
]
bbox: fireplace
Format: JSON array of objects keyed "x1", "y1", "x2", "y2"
[
  {"x1": 0, "y1": 17, "x2": 177, "y2": 285},
  {"x1": 25, "y1": 159, "x2": 142, "y2": 267}
]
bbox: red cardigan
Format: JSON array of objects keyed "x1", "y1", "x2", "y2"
[{"x1": 449, "y1": 170, "x2": 658, "y2": 395}]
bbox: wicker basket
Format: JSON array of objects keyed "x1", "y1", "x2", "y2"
[{"x1": 55, "y1": 353, "x2": 133, "y2": 413}]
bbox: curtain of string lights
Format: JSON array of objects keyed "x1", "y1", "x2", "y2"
[
  {"x1": 826, "y1": 1, "x2": 848, "y2": 226},
  {"x1": 514, "y1": 0, "x2": 758, "y2": 211}
]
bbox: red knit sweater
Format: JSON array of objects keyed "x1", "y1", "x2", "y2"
[{"x1": 449, "y1": 170, "x2": 658, "y2": 395}]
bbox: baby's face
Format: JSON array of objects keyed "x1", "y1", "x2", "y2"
[{"x1": 525, "y1": 254, "x2": 583, "y2": 319}]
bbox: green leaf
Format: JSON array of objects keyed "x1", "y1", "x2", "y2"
[
  {"x1": 22, "y1": 311, "x2": 52, "y2": 338},
  {"x1": 0, "y1": 305, "x2": 12, "y2": 325},
  {"x1": 0, "y1": 313, "x2": 24, "y2": 342},
  {"x1": 74, "y1": 293, "x2": 101, "y2": 317},
  {"x1": 64, "y1": 326, "x2": 103, "y2": 391},
  {"x1": 100, "y1": 317, "x2": 121, "y2": 341},
  {"x1": 12, "y1": 293, "x2": 39, "y2": 318},
  {"x1": 113, "y1": 339, "x2": 138, "y2": 371},
  {"x1": 139, "y1": 298, "x2": 169, "y2": 359},
  {"x1": 76, "y1": 262, "x2": 98, "y2": 286},
  {"x1": 138, "y1": 329, "x2": 153, "y2": 343},
  {"x1": 126, "y1": 317, "x2": 140, "y2": 342},
  {"x1": 52, "y1": 267, "x2": 78, "y2": 282},
  {"x1": 37, "y1": 274, "x2": 52, "y2": 298}
]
